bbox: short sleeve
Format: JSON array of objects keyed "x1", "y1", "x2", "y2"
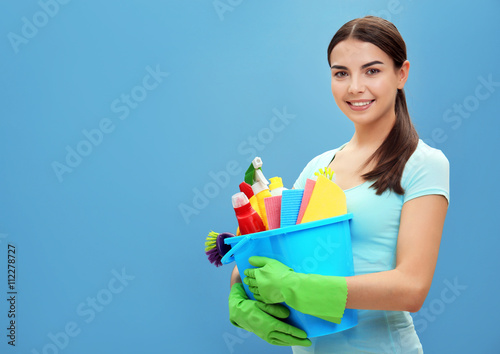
[{"x1": 402, "y1": 142, "x2": 450, "y2": 204}]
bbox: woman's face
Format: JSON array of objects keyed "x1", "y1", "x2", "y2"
[{"x1": 329, "y1": 38, "x2": 409, "y2": 129}]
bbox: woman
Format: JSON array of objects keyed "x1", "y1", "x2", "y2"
[{"x1": 228, "y1": 16, "x2": 449, "y2": 353}]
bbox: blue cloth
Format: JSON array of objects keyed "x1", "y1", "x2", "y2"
[
  {"x1": 280, "y1": 189, "x2": 304, "y2": 227},
  {"x1": 291, "y1": 139, "x2": 449, "y2": 354}
]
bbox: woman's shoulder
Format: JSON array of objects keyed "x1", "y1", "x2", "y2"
[
  {"x1": 401, "y1": 140, "x2": 450, "y2": 188},
  {"x1": 405, "y1": 140, "x2": 450, "y2": 173},
  {"x1": 401, "y1": 139, "x2": 450, "y2": 201}
]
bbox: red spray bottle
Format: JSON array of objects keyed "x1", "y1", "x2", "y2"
[{"x1": 232, "y1": 192, "x2": 266, "y2": 235}]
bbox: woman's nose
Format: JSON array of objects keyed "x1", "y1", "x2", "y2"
[{"x1": 348, "y1": 75, "x2": 365, "y2": 94}]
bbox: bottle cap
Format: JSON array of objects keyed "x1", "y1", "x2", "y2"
[
  {"x1": 251, "y1": 181, "x2": 268, "y2": 195},
  {"x1": 232, "y1": 192, "x2": 249, "y2": 208},
  {"x1": 269, "y1": 177, "x2": 283, "y2": 191},
  {"x1": 239, "y1": 182, "x2": 254, "y2": 199}
]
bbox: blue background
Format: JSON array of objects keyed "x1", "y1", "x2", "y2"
[{"x1": 1, "y1": 1, "x2": 499, "y2": 353}]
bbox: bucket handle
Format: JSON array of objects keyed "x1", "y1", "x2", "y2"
[{"x1": 221, "y1": 235, "x2": 251, "y2": 265}]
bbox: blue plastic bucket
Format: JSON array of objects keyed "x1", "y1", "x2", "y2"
[{"x1": 222, "y1": 213, "x2": 358, "y2": 338}]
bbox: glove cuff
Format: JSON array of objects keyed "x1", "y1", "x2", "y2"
[
  {"x1": 229, "y1": 282, "x2": 248, "y2": 300},
  {"x1": 281, "y1": 273, "x2": 347, "y2": 324},
  {"x1": 228, "y1": 283, "x2": 248, "y2": 328}
]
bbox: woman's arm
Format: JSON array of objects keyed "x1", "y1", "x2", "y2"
[
  {"x1": 345, "y1": 194, "x2": 448, "y2": 312},
  {"x1": 230, "y1": 265, "x2": 242, "y2": 287}
]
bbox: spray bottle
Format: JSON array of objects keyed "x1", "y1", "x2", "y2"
[
  {"x1": 243, "y1": 156, "x2": 272, "y2": 229},
  {"x1": 251, "y1": 180, "x2": 272, "y2": 230},
  {"x1": 239, "y1": 182, "x2": 262, "y2": 218},
  {"x1": 244, "y1": 157, "x2": 268, "y2": 185}
]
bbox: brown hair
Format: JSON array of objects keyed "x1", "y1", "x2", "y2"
[{"x1": 327, "y1": 16, "x2": 419, "y2": 195}]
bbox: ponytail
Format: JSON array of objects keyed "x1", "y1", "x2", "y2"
[{"x1": 361, "y1": 88, "x2": 418, "y2": 195}]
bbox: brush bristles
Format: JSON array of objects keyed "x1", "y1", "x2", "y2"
[
  {"x1": 206, "y1": 247, "x2": 223, "y2": 267},
  {"x1": 314, "y1": 167, "x2": 334, "y2": 181},
  {"x1": 205, "y1": 231, "x2": 223, "y2": 267},
  {"x1": 205, "y1": 231, "x2": 218, "y2": 252}
]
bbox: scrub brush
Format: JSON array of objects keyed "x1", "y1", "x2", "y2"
[
  {"x1": 314, "y1": 167, "x2": 334, "y2": 181},
  {"x1": 205, "y1": 231, "x2": 235, "y2": 267}
]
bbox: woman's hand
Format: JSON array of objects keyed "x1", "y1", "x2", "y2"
[
  {"x1": 243, "y1": 256, "x2": 293, "y2": 303},
  {"x1": 244, "y1": 256, "x2": 348, "y2": 324},
  {"x1": 228, "y1": 282, "x2": 311, "y2": 347}
]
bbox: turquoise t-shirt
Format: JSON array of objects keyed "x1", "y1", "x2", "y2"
[{"x1": 292, "y1": 139, "x2": 449, "y2": 354}]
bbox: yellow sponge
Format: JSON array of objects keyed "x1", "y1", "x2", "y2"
[{"x1": 300, "y1": 175, "x2": 347, "y2": 223}]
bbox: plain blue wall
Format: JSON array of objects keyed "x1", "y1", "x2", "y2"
[{"x1": 1, "y1": 1, "x2": 499, "y2": 353}]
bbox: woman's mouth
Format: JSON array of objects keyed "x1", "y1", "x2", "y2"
[{"x1": 347, "y1": 100, "x2": 375, "y2": 111}]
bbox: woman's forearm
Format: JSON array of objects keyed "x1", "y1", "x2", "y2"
[
  {"x1": 345, "y1": 269, "x2": 427, "y2": 312},
  {"x1": 345, "y1": 196, "x2": 446, "y2": 312},
  {"x1": 230, "y1": 265, "x2": 242, "y2": 287}
]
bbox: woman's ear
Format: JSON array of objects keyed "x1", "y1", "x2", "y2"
[{"x1": 397, "y1": 60, "x2": 410, "y2": 89}]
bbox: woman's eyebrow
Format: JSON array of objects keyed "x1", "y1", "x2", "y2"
[{"x1": 330, "y1": 60, "x2": 385, "y2": 70}]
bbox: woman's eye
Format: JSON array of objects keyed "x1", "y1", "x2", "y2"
[
  {"x1": 367, "y1": 68, "x2": 380, "y2": 75},
  {"x1": 334, "y1": 71, "x2": 347, "y2": 78}
]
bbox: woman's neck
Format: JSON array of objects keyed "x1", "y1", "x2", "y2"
[{"x1": 349, "y1": 113, "x2": 396, "y2": 151}]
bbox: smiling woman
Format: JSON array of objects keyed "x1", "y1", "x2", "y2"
[
  {"x1": 229, "y1": 15, "x2": 450, "y2": 354},
  {"x1": 327, "y1": 18, "x2": 417, "y2": 195}
]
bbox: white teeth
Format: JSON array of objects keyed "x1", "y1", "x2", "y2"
[{"x1": 350, "y1": 100, "x2": 373, "y2": 106}]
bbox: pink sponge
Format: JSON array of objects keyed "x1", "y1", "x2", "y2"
[
  {"x1": 296, "y1": 179, "x2": 316, "y2": 224},
  {"x1": 264, "y1": 195, "x2": 282, "y2": 230}
]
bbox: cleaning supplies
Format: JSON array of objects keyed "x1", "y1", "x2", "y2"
[
  {"x1": 239, "y1": 181, "x2": 254, "y2": 200},
  {"x1": 264, "y1": 195, "x2": 282, "y2": 230},
  {"x1": 280, "y1": 189, "x2": 304, "y2": 227},
  {"x1": 224, "y1": 213, "x2": 358, "y2": 336},
  {"x1": 205, "y1": 231, "x2": 235, "y2": 267},
  {"x1": 242, "y1": 157, "x2": 272, "y2": 230},
  {"x1": 254, "y1": 168, "x2": 269, "y2": 185},
  {"x1": 300, "y1": 175, "x2": 347, "y2": 224},
  {"x1": 232, "y1": 192, "x2": 266, "y2": 235},
  {"x1": 244, "y1": 157, "x2": 268, "y2": 186},
  {"x1": 314, "y1": 167, "x2": 335, "y2": 181},
  {"x1": 296, "y1": 179, "x2": 316, "y2": 224},
  {"x1": 251, "y1": 181, "x2": 272, "y2": 230},
  {"x1": 239, "y1": 182, "x2": 262, "y2": 218},
  {"x1": 269, "y1": 177, "x2": 287, "y2": 196}
]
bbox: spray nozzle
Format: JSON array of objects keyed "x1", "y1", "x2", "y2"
[
  {"x1": 244, "y1": 157, "x2": 268, "y2": 185},
  {"x1": 254, "y1": 169, "x2": 269, "y2": 185},
  {"x1": 252, "y1": 157, "x2": 263, "y2": 169}
]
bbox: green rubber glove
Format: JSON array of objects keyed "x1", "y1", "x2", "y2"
[
  {"x1": 228, "y1": 282, "x2": 311, "y2": 347},
  {"x1": 243, "y1": 256, "x2": 348, "y2": 324}
]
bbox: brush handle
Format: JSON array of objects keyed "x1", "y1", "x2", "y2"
[{"x1": 221, "y1": 235, "x2": 251, "y2": 265}]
